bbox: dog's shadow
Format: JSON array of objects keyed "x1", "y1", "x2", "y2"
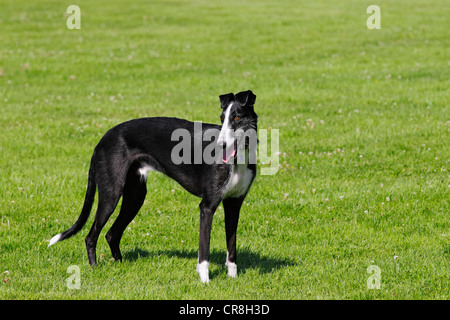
[{"x1": 123, "y1": 247, "x2": 296, "y2": 277}]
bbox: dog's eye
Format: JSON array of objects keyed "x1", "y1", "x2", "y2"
[
  {"x1": 234, "y1": 117, "x2": 239, "y2": 121},
  {"x1": 220, "y1": 117, "x2": 224, "y2": 122}
]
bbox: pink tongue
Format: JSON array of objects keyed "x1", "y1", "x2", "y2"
[{"x1": 223, "y1": 147, "x2": 236, "y2": 163}]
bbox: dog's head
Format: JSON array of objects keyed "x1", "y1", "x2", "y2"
[{"x1": 217, "y1": 90, "x2": 258, "y2": 163}]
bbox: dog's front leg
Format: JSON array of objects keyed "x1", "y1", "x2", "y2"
[
  {"x1": 196, "y1": 199, "x2": 219, "y2": 283},
  {"x1": 223, "y1": 197, "x2": 244, "y2": 278}
]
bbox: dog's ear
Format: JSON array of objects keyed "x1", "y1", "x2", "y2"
[
  {"x1": 219, "y1": 93, "x2": 235, "y2": 109},
  {"x1": 235, "y1": 90, "x2": 256, "y2": 107}
]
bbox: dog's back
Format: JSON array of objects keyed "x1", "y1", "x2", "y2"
[{"x1": 94, "y1": 117, "x2": 225, "y2": 197}]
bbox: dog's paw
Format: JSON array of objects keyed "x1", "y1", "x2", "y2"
[
  {"x1": 225, "y1": 261, "x2": 237, "y2": 278},
  {"x1": 196, "y1": 261, "x2": 209, "y2": 283}
]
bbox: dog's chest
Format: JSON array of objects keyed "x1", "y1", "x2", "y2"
[{"x1": 223, "y1": 165, "x2": 254, "y2": 199}]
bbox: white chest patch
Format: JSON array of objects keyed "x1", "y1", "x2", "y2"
[{"x1": 223, "y1": 164, "x2": 254, "y2": 199}]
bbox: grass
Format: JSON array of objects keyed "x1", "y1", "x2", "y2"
[{"x1": 0, "y1": 0, "x2": 449, "y2": 299}]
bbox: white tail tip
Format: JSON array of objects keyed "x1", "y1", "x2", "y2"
[{"x1": 48, "y1": 233, "x2": 62, "y2": 247}]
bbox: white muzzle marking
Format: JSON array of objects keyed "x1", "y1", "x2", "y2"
[{"x1": 218, "y1": 103, "x2": 235, "y2": 149}]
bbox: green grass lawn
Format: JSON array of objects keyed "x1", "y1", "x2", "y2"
[{"x1": 0, "y1": 0, "x2": 448, "y2": 299}]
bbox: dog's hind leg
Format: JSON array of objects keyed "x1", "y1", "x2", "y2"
[
  {"x1": 105, "y1": 164, "x2": 147, "y2": 262},
  {"x1": 85, "y1": 173, "x2": 125, "y2": 266}
]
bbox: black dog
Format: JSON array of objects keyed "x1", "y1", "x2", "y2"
[{"x1": 49, "y1": 90, "x2": 258, "y2": 283}]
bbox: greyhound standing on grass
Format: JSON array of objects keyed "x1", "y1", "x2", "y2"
[{"x1": 48, "y1": 90, "x2": 258, "y2": 283}]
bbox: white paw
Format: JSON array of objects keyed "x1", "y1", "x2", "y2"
[
  {"x1": 225, "y1": 261, "x2": 237, "y2": 278},
  {"x1": 196, "y1": 261, "x2": 209, "y2": 283}
]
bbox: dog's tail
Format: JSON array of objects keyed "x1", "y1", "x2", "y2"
[{"x1": 48, "y1": 154, "x2": 97, "y2": 247}]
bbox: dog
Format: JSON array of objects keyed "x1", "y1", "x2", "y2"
[{"x1": 48, "y1": 90, "x2": 258, "y2": 283}]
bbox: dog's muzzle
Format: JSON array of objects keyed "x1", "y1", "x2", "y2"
[{"x1": 222, "y1": 140, "x2": 237, "y2": 163}]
